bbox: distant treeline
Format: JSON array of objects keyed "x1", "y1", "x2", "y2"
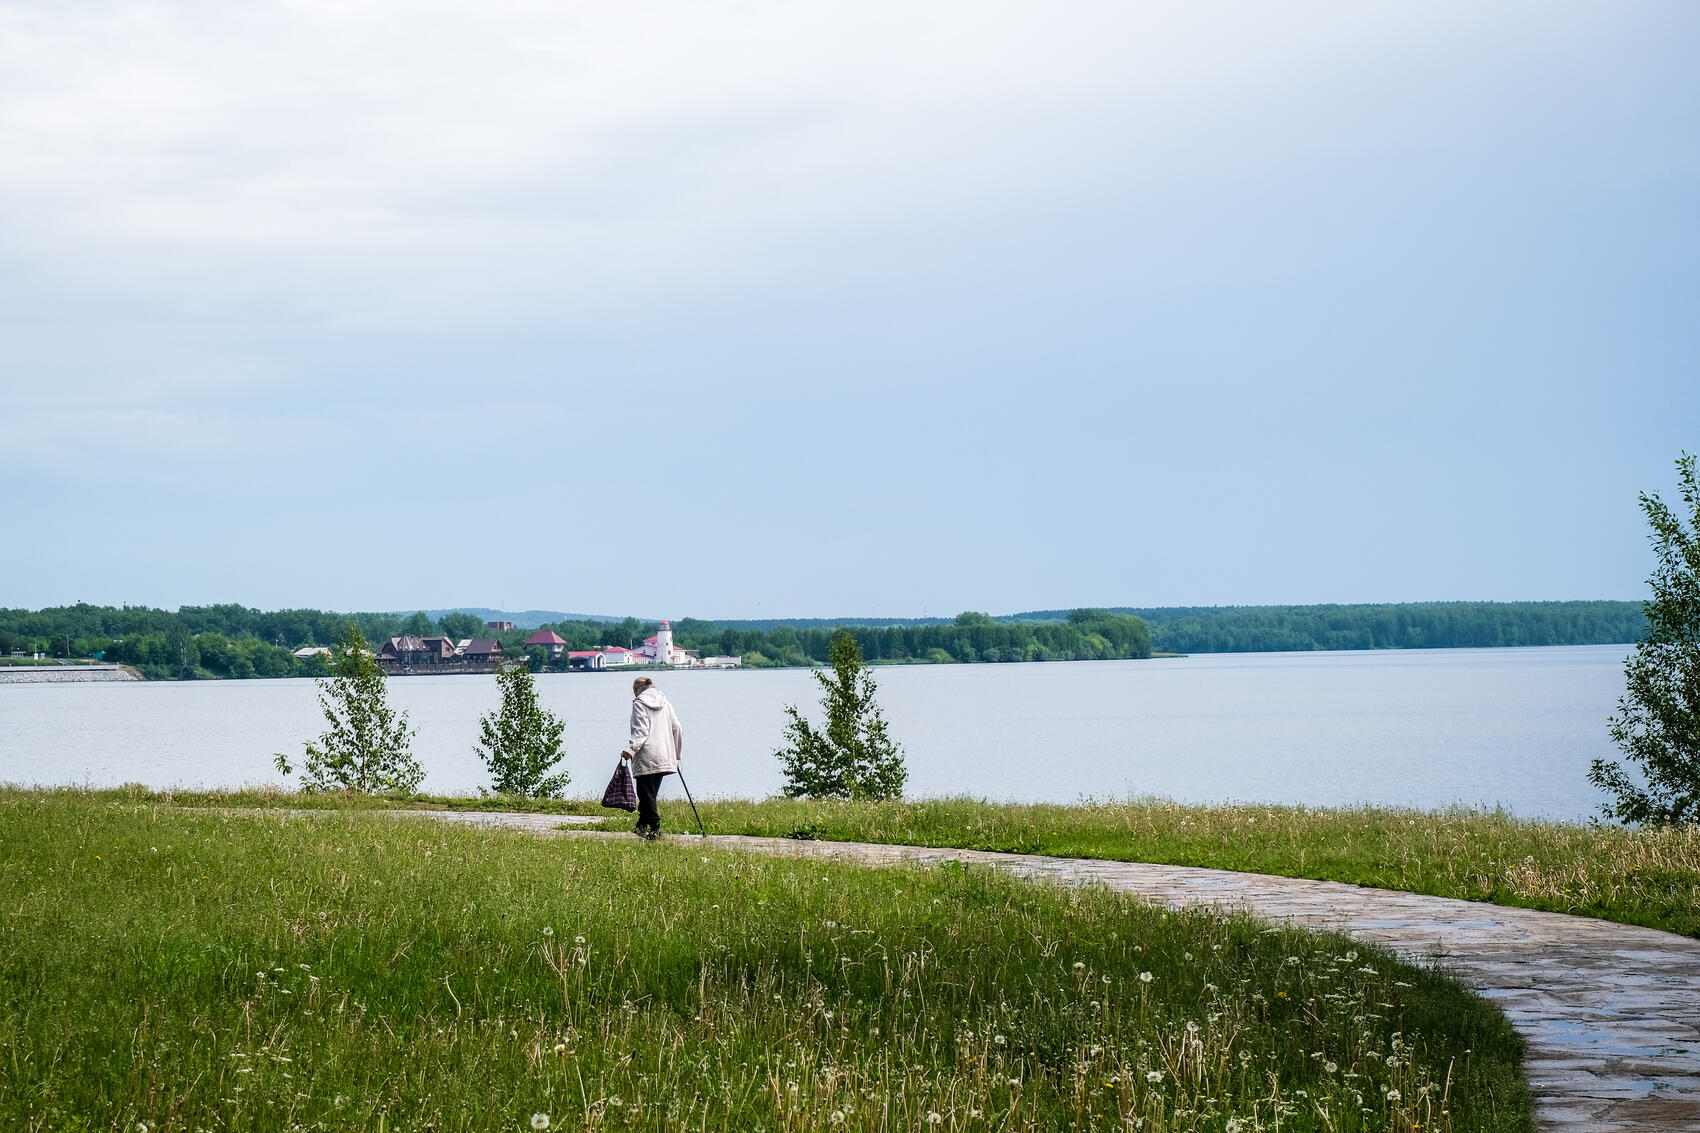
[
  {"x1": 0, "y1": 605, "x2": 567, "y2": 681},
  {"x1": 1020, "y1": 601, "x2": 1644, "y2": 653},
  {"x1": 0, "y1": 604, "x2": 1151, "y2": 679},
  {"x1": 666, "y1": 610, "x2": 1152, "y2": 667},
  {"x1": 719, "y1": 601, "x2": 1643, "y2": 653},
  {"x1": 0, "y1": 599, "x2": 1639, "y2": 681}
]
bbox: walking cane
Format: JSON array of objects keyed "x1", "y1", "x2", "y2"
[{"x1": 676, "y1": 768, "x2": 707, "y2": 837}]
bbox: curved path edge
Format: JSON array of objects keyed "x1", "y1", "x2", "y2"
[{"x1": 368, "y1": 810, "x2": 1699, "y2": 1131}]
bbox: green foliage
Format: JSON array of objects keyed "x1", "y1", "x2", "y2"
[
  {"x1": 1592, "y1": 452, "x2": 1700, "y2": 826},
  {"x1": 0, "y1": 600, "x2": 1645, "y2": 680},
  {"x1": 289, "y1": 622, "x2": 422, "y2": 794},
  {"x1": 475, "y1": 661, "x2": 570, "y2": 798},
  {"x1": 776, "y1": 632, "x2": 907, "y2": 800}
]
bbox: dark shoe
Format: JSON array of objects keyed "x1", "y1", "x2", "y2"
[{"x1": 641, "y1": 829, "x2": 660, "y2": 841}]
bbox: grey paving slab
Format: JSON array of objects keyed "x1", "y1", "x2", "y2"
[{"x1": 365, "y1": 809, "x2": 1700, "y2": 1132}]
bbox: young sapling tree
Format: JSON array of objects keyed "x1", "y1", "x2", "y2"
[
  {"x1": 776, "y1": 630, "x2": 907, "y2": 799},
  {"x1": 1591, "y1": 451, "x2": 1700, "y2": 825},
  {"x1": 276, "y1": 621, "x2": 422, "y2": 793},
  {"x1": 476, "y1": 659, "x2": 570, "y2": 798}
]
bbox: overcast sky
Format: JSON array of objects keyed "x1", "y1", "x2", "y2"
[{"x1": 2, "y1": 1, "x2": 1695, "y2": 619}]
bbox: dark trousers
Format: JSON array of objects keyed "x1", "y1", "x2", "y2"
[{"x1": 635, "y1": 772, "x2": 670, "y2": 834}]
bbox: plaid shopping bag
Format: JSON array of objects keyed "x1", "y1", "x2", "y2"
[{"x1": 601, "y1": 760, "x2": 637, "y2": 811}]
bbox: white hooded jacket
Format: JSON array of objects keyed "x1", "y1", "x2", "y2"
[{"x1": 625, "y1": 687, "x2": 683, "y2": 776}]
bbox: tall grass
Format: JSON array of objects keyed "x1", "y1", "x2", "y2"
[
  {"x1": 28, "y1": 787, "x2": 1699, "y2": 938},
  {"x1": 0, "y1": 793, "x2": 1529, "y2": 1132},
  {"x1": 607, "y1": 796, "x2": 1700, "y2": 939}
]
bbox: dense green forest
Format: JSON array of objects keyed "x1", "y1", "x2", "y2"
[
  {"x1": 711, "y1": 600, "x2": 1643, "y2": 652},
  {"x1": 1011, "y1": 601, "x2": 1644, "y2": 653},
  {"x1": 0, "y1": 600, "x2": 1640, "y2": 681}
]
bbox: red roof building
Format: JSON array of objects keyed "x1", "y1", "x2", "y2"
[{"x1": 526, "y1": 630, "x2": 568, "y2": 659}]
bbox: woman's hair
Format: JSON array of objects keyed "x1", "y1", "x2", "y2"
[{"x1": 632, "y1": 676, "x2": 654, "y2": 694}]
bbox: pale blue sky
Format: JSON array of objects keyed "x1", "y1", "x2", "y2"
[{"x1": 2, "y1": 1, "x2": 1695, "y2": 618}]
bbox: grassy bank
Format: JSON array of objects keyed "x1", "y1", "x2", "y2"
[
  {"x1": 609, "y1": 797, "x2": 1700, "y2": 940},
  {"x1": 0, "y1": 793, "x2": 1528, "y2": 1132},
  {"x1": 76, "y1": 787, "x2": 1696, "y2": 940}
]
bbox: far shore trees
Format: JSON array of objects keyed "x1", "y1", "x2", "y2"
[
  {"x1": 475, "y1": 660, "x2": 570, "y2": 798},
  {"x1": 277, "y1": 621, "x2": 422, "y2": 793},
  {"x1": 776, "y1": 631, "x2": 907, "y2": 800},
  {"x1": 1590, "y1": 451, "x2": 1700, "y2": 826}
]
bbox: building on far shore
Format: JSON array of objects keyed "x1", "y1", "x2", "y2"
[
  {"x1": 461, "y1": 638, "x2": 505, "y2": 664},
  {"x1": 486, "y1": 620, "x2": 515, "y2": 632},
  {"x1": 525, "y1": 630, "x2": 568, "y2": 659},
  {"x1": 564, "y1": 622, "x2": 741, "y2": 670}
]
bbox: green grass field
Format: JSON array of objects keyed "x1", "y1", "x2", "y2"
[
  {"x1": 89, "y1": 787, "x2": 1698, "y2": 939},
  {"x1": 0, "y1": 792, "x2": 1530, "y2": 1132}
]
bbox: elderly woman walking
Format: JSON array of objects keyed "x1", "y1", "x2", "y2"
[{"x1": 620, "y1": 676, "x2": 684, "y2": 839}]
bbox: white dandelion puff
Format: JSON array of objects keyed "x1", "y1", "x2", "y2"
[
  {"x1": 530, "y1": 1115, "x2": 550, "y2": 1130},
  {"x1": 1138, "y1": 972, "x2": 1153, "y2": 984}
]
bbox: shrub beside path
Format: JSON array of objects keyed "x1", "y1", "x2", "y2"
[{"x1": 393, "y1": 809, "x2": 1699, "y2": 1132}]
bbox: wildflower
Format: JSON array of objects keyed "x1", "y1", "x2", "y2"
[
  {"x1": 542, "y1": 926, "x2": 554, "y2": 937},
  {"x1": 927, "y1": 1112, "x2": 943, "y2": 1125},
  {"x1": 1386, "y1": 1090, "x2": 1401, "y2": 1102},
  {"x1": 1325, "y1": 1061, "x2": 1338, "y2": 1073},
  {"x1": 531, "y1": 1115, "x2": 550, "y2": 1130},
  {"x1": 1073, "y1": 961, "x2": 1086, "y2": 970},
  {"x1": 553, "y1": 1043, "x2": 567, "y2": 1054},
  {"x1": 1146, "y1": 1071, "x2": 1163, "y2": 1084},
  {"x1": 1183, "y1": 952, "x2": 1193, "y2": 961},
  {"x1": 993, "y1": 1034, "x2": 1006, "y2": 1046},
  {"x1": 1238, "y1": 1050, "x2": 1251, "y2": 1064},
  {"x1": 831, "y1": 1113, "x2": 845, "y2": 1125},
  {"x1": 1009, "y1": 1078, "x2": 1021, "y2": 1088},
  {"x1": 575, "y1": 936, "x2": 585, "y2": 944},
  {"x1": 1139, "y1": 971, "x2": 1153, "y2": 984}
]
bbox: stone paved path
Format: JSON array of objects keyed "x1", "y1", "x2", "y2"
[{"x1": 387, "y1": 810, "x2": 1700, "y2": 1132}]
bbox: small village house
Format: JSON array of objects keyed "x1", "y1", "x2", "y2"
[
  {"x1": 525, "y1": 630, "x2": 568, "y2": 659},
  {"x1": 460, "y1": 638, "x2": 505, "y2": 664}
]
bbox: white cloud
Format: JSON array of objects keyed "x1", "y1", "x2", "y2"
[{"x1": 0, "y1": 1, "x2": 1565, "y2": 302}]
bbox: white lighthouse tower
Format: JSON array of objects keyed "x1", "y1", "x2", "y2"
[{"x1": 654, "y1": 620, "x2": 675, "y2": 665}]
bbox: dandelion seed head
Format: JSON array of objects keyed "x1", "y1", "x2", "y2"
[
  {"x1": 926, "y1": 1112, "x2": 942, "y2": 1124},
  {"x1": 1146, "y1": 1071, "x2": 1163, "y2": 1084},
  {"x1": 530, "y1": 1114, "x2": 550, "y2": 1130},
  {"x1": 1073, "y1": 961, "x2": 1085, "y2": 970},
  {"x1": 1138, "y1": 971, "x2": 1153, "y2": 983}
]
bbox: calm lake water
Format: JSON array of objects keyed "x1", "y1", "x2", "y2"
[{"x1": 1, "y1": 646, "x2": 1630, "y2": 820}]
